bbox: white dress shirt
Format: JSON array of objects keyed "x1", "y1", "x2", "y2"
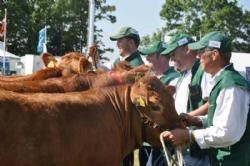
[
  {"x1": 174, "y1": 70, "x2": 192, "y2": 114},
  {"x1": 201, "y1": 72, "x2": 212, "y2": 99},
  {"x1": 169, "y1": 77, "x2": 179, "y2": 86},
  {"x1": 193, "y1": 67, "x2": 250, "y2": 149}
]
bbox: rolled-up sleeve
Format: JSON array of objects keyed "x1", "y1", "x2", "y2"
[{"x1": 192, "y1": 86, "x2": 250, "y2": 149}]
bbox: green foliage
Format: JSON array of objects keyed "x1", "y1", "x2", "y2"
[
  {"x1": 140, "y1": 29, "x2": 163, "y2": 49},
  {"x1": 0, "y1": 0, "x2": 116, "y2": 57},
  {"x1": 160, "y1": 0, "x2": 250, "y2": 52}
]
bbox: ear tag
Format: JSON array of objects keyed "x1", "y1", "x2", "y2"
[
  {"x1": 137, "y1": 97, "x2": 146, "y2": 107},
  {"x1": 47, "y1": 61, "x2": 56, "y2": 68}
]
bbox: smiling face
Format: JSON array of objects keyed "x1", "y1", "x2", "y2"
[
  {"x1": 146, "y1": 53, "x2": 170, "y2": 74},
  {"x1": 146, "y1": 53, "x2": 160, "y2": 67},
  {"x1": 116, "y1": 37, "x2": 135, "y2": 56},
  {"x1": 197, "y1": 48, "x2": 213, "y2": 72},
  {"x1": 169, "y1": 46, "x2": 197, "y2": 72}
]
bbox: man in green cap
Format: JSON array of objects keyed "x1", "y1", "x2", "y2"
[
  {"x1": 162, "y1": 31, "x2": 250, "y2": 165},
  {"x1": 140, "y1": 41, "x2": 180, "y2": 85},
  {"x1": 139, "y1": 41, "x2": 180, "y2": 166},
  {"x1": 110, "y1": 26, "x2": 144, "y2": 68},
  {"x1": 161, "y1": 33, "x2": 209, "y2": 117},
  {"x1": 161, "y1": 33, "x2": 211, "y2": 165},
  {"x1": 110, "y1": 27, "x2": 144, "y2": 166}
]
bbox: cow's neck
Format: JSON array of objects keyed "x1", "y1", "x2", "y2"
[{"x1": 109, "y1": 86, "x2": 143, "y2": 157}]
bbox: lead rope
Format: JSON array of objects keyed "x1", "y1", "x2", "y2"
[
  {"x1": 135, "y1": 82, "x2": 184, "y2": 166},
  {"x1": 160, "y1": 133, "x2": 184, "y2": 166}
]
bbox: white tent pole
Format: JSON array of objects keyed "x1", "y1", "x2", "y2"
[
  {"x1": 87, "y1": 0, "x2": 96, "y2": 70},
  {"x1": 87, "y1": 0, "x2": 95, "y2": 49}
]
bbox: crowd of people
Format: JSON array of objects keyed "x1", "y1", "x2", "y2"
[{"x1": 109, "y1": 27, "x2": 250, "y2": 166}]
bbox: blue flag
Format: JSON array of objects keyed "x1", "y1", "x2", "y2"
[{"x1": 37, "y1": 27, "x2": 46, "y2": 53}]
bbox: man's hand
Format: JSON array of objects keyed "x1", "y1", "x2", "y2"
[
  {"x1": 179, "y1": 113, "x2": 203, "y2": 128},
  {"x1": 161, "y1": 129, "x2": 189, "y2": 147}
]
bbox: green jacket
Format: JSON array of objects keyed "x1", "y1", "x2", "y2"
[
  {"x1": 113, "y1": 50, "x2": 144, "y2": 67},
  {"x1": 175, "y1": 60, "x2": 204, "y2": 113},
  {"x1": 160, "y1": 67, "x2": 180, "y2": 85},
  {"x1": 187, "y1": 60, "x2": 205, "y2": 112},
  {"x1": 181, "y1": 60, "x2": 208, "y2": 158},
  {"x1": 207, "y1": 64, "x2": 250, "y2": 166}
]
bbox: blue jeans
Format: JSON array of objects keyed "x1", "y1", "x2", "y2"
[
  {"x1": 146, "y1": 147, "x2": 167, "y2": 166},
  {"x1": 183, "y1": 153, "x2": 210, "y2": 166}
]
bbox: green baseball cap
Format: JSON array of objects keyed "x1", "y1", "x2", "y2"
[
  {"x1": 110, "y1": 27, "x2": 140, "y2": 41},
  {"x1": 161, "y1": 33, "x2": 195, "y2": 55},
  {"x1": 188, "y1": 31, "x2": 231, "y2": 52},
  {"x1": 140, "y1": 41, "x2": 167, "y2": 56}
]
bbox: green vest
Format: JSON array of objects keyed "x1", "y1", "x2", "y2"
[
  {"x1": 160, "y1": 67, "x2": 180, "y2": 85},
  {"x1": 188, "y1": 61, "x2": 204, "y2": 112},
  {"x1": 175, "y1": 60, "x2": 204, "y2": 112},
  {"x1": 183, "y1": 60, "x2": 208, "y2": 157},
  {"x1": 207, "y1": 64, "x2": 250, "y2": 166},
  {"x1": 113, "y1": 51, "x2": 144, "y2": 67}
]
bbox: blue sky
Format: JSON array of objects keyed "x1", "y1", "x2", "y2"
[{"x1": 96, "y1": 0, "x2": 250, "y2": 65}]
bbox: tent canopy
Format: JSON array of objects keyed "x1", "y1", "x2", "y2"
[{"x1": 0, "y1": 49, "x2": 20, "y2": 59}]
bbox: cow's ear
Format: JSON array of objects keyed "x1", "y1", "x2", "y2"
[
  {"x1": 165, "y1": 85, "x2": 176, "y2": 96},
  {"x1": 79, "y1": 57, "x2": 92, "y2": 73},
  {"x1": 41, "y1": 52, "x2": 57, "y2": 68}
]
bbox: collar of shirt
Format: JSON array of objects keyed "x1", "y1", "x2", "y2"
[
  {"x1": 210, "y1": 64, "x2": 232, "y2": 85},
  {"x1": 182, "y1": 69, "x2": 192, "y2": 78},
  {"x1": 174, "y1": 69, "x2": 192, "y2": 114},
  {"x1": 157, "y1": 74, "x2": 163, "y2": 79},
  {"x1": 120, "y1": 54, "x2": 131, "y2": 61}
]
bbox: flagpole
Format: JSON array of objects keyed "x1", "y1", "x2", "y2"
[
  {"x1": 43, "y1": 25, "x2": 47, "y2": 53},
  {"x1": 3, "y1": 8, "x2": 7, "y2": 75},
  {"x1": 87, "y1": 0, "x2": 96, "y2": 71}
]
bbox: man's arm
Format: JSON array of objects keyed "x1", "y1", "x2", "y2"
[
  {"x1": 163, "y1": 87, "x2": 250, "y2": 149},
  {"x1": 188, "y1": 102, "x2": 209, "y2": 116},
  {"x1": 192, "y1": 87, "x2": 249, "y2": 149}
]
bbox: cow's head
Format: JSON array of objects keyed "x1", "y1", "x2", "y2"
[
  {"x1": 41, "y1": 52, "x2": 57, "y2": 68},
  {"x1": 56, "y1": 52, "x2": 92, "y2": 76},
  {"x1": 130, "y1": 75, "x2": 183, "y2": 145},
  {"x1": 41, "y1": 52, "x2": 92, "y2": 76}
]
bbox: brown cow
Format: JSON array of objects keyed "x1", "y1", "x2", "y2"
[
  {"x1": 52, "y1": 52, "x2": 92, "y2": 76},
  {"x1": 0, "y1": 51, "x2": 93, "y2": 82},
  {"x1": 0, "y1": 67, "x2": 63, "y2": 82},
  {"x1": 0, "y1": 61, "x2": 150, "y2": 93},
  {"x1": 0, "y1": 76, "x2": 182, "y2": 165},
  {"x1": 0, "y1": 70, "x2": 139, "y2": 93}
]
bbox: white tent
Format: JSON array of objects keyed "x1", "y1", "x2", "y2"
[
  {"x1": 0, "y1": 48, "x2": 20, "y2": 59},
  {"x1": 231, "y1": 52, "x2": 250, "y2": 74},
  {"x1": 0, "y1": 48, "x2": 21, "y2": 74}
]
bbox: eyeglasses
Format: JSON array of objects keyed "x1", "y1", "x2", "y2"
[{"x1": 197, "y1": 48, "x2": 216, "y2": 58}]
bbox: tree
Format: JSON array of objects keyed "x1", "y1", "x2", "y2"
[
  {"x1": 160, "y1": 0, "x2": 250, "y2": 52},
  {"x1": 0, "y1": 0, "x2": 116, "y2": 58},
  {"x1": 0, "y1": 0, "x2": 35, "y2": 55},
  {"x1": 140, "y1": 29, "x2": 163, "y2": 49}
]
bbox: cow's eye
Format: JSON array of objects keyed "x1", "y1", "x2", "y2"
[
  {"x1": 150, "y1": 105, "x2": 160, "y2": 112},
  {"x1": 149, "y1": 85, "x2": 156, "y2": 91}
]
